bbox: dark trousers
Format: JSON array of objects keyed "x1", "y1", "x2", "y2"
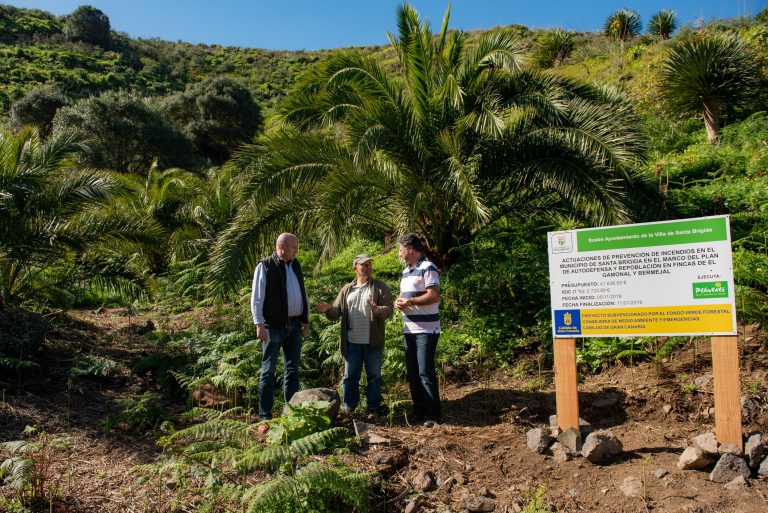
[
  {"x1": 403, "y1": 332, "x2": 441, "y2": 422},
  {"x1": 258, "y1": 319, "x2": 302, "y2": 419}
]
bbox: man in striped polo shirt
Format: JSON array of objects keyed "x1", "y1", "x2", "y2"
[{"x1": 394, "y1": 233, "x2": 442, "y2": 426}]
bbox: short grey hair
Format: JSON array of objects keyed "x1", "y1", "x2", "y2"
[{"x1": 276, "y1": 232, "x2": 297, "y2": 246}]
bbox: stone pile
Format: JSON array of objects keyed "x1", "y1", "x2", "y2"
[
  {"x1": 526, "y1": 418, "x2": 623, "y2": 464},
  {"x1": 676, "y1": 431, "x2": 768, "y2": 488}
]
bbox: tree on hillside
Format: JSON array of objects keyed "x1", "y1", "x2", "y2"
[
  {"x1": 209, "y1": 3, "x2": 650, "y2": 293},
  {"x1": 535, "y1": 29, "x2": 576, "y2": 67},
  {"x1": 52, "y1": 91, "x2": 198, "y2": 174},
  {"x1": 658, "y1": 32, "x2": 761, "y2": 144},
  {"x1": 0, "y1": 128, "x2": 159, "y2": 309},
  {"x1": 604, "y1": 8, "x2": 642, "y2": 43},
  {"x1": 161, "y1": 77, "x2": 262, "y2": 165},
  {"x1": 63, "y1": 5, "x2": 111, "y2": 48},
  {"x1": 647, "y1": 10, "x2": 678, "y2": 40},
  {"x1": 8, "y1": 86, "x2": 68, "y2": 138}
]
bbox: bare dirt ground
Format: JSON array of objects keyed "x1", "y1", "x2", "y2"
[{"x1": 1, "y1": 309, "x2": 767, "y2": 512}]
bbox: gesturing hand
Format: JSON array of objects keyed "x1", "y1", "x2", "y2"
[{"x1": 316, "y1": 302, "x2": 332, "y2": 313}]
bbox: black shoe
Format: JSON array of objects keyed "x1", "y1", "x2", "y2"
[{"x1": 408, "y1": 413, "x2": 424, "y2": 425}]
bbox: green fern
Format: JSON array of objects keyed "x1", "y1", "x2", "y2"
[
  {"x1": 0, "y1": 357, "x2": 38, "y2": 371},
  {"x1": 0, "y1": 427, "x2": 70, "y2": 506},
  {"x1": 235, "y1": 427, "x2": 347, "y2": 473},
  {"x1": 289, "y1": 427, "x2": 347, "y2": 457},
  {"x1": 244, "y1": 462, "x2": 373, "y2": 513},
  {"x1": 69, "y1": 354, "x2": 126, "y2": 377},
  {"x1": 139, "y1": 389, "x2": 373, "y2": 511},
  {"x1": 160, "y1": 418, "x2": 253, "y2": 449}
]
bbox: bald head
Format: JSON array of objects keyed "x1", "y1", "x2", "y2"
[{"x1": 276, "y1": 232, "x2": 299, "y2": 261}]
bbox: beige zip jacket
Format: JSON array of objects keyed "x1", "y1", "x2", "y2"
[{"x1": 321, "y1": 278, "x2": 394, "y2": 356}]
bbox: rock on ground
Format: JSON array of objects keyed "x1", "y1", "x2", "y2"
[
  {"x1": 758, "y1": 455, "x2": 768, "y2": 477},
  {"x1": 619, "y1": 476, "x2": 643, "y2": 498},
  {"x1": 677, "y1": 446, "x2": 714, "y2": 470},
  {"x1": 549, "y1": 415, "x2": 593, "y2": 435},
  {"x1": 460, "y1": 494, "x2": 496, "y2": 512},
  {"x1": 526, "y1": 427, "x2": 552, "y2": 454},
  {"x1": 692, "y1": 432, "x2": 718, "y2": 456},
  {"x1": 558, "y1": 427, "x2": 582, "y2": 453},
  {"x1": 724, "y1": 475, "x2": 749, "y2": 490},
  {"x1": 581, "y1": 430, "x2": 623, "y2": 464},
  {"x1": 285, "y1": 388, "x2": 340, "y2": 420},
  {"x1": 718, "y1": 443, "x2": 741, "y2": 455},
  {"x1": 550, "y1": 442, "x2": 571, "y2": 463},
  {"x1": 744, "y1": 432, "x2": 764, "y2": 469},
  {"x1": 710, "y1": 454, "x2": 751, "y2": 483}
]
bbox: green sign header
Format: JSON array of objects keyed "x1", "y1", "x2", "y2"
[{"x1": 576, "y1": 217, "x2": 728, "y2": 252}]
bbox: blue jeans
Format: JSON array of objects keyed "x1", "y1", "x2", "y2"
[
  {"x1": 404, "y1": 332, "x2": 441, "y2": 422},
  {"x1": 342, "y1": 342, "x2": 383, "y2": 412},
  {"x1": 258, "y1": 319, "x2": 302, "y2": 419}
]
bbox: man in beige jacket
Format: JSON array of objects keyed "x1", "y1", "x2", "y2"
[{"x1": 316, "y1": 254, "x2": 394, "y2": 415}]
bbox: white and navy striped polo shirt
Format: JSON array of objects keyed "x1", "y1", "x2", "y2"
[{"x1": 400, "y1": 257, "x2": 440, "y2": 334}]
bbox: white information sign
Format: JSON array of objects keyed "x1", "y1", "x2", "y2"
[{"x1": 548, "y1": 216, "x2": 737, "y2": 338}]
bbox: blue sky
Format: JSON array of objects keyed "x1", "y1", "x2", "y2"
[{"x1": 4, "y1": 0, "x2": 762, "y2": 50}]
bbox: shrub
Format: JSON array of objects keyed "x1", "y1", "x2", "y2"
[
  {"x1": 62, "y1": 5, "x2": 111, "y2": 48},
  {"x1": 8, "y1": 86, "x2": 68, "y2": 137}
]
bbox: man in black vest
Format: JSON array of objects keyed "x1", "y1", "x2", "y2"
[{"x1": 251, "y1": 233, "x2": 310, "y2": 420}]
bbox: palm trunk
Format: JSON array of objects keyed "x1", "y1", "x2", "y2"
[{"x1": 703, "y1": 98, "x2": 720, "y2": 145}]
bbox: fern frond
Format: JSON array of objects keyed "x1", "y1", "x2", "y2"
[
  {"x1": 235, "y1": 445, "x2": 292, "y2": 473},
  {"x1": 164, "y1": 419, "x2": 253, "y2": 448},
  {"x1": 289, "y1": 427, "x2": 347, "y2": 457},
  {"x1": 245, "y1": 474, "x2": 301, "y2": 513}
]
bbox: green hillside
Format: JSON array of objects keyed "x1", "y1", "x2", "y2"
[{"x1": 0, "y1": 4, "x2": 339, "y2": 115}]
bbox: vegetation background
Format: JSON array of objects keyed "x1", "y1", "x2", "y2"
[{"x1": 1, "y1": 3, "x2": 767, "y2": 512}]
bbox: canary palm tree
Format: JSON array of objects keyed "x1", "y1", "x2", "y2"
[
  {"x1": 536, "y1": 29, "x2": 576, "y2": 67},
  {"x1": 605, "y1": 8, "x2": 642, "y2": 43},
  {"x1": 0, "y1": 128, "x2": 160, "y2": 308},
  {"x1": 658, "y1": 32, "x2": 761, "y2": 144},
  {"x1": 209, "y1": 3, "x2": 649, "y2": 293},
  {"x1": 647, "y1": 10, "x2": 677, "y2": 40}
]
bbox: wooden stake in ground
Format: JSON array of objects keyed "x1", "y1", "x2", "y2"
[
  {"x1": 554, "y1": 337, "x2": 579, "y2": 432},
  {"x1": 711, "y1": 335, "x2": 742, "y2": 450}
]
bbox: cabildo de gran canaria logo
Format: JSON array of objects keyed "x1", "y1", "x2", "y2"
[
  {"x1": 554, "y1": 310, "x2": 581, "y2": 335},
  {"x1": 692, "y1": 281, "x2": 728, "y2": 299}
]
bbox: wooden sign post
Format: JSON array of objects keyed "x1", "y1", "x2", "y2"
[
  {"x1": 553, "y1": 338, "x2": 579, "y2": 432},
  {"x1": 711, "y1": 335, "x2": 742, "y2": 450}
]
